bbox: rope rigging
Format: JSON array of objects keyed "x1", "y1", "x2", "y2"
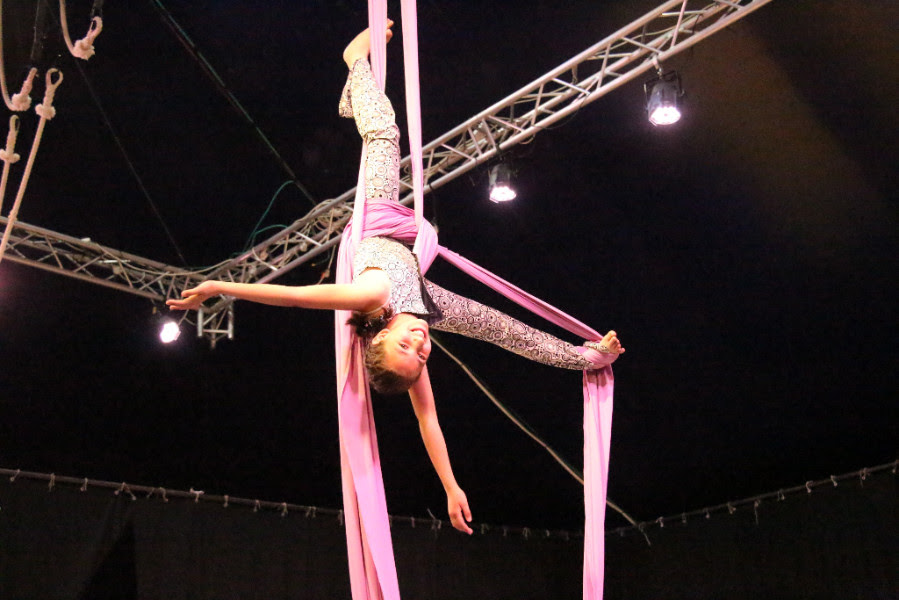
[
  {"x1": 0, "y1": 0, "x2": 39, "y2": 111},
  {"x1": 0, "y1": 69, "x2": 62, "y2": 265},
  {"x1": 0, "y1": 0, "x2": 104, "y2": 264},
  {"x1": 0, "y1": 114, "x2": 19, "y2": 214},
  {"x1": 59, "y1": 0, "x2": 103, "y2": 60}
]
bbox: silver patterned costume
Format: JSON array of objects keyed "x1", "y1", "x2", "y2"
[{"x1": 343, "y1": 59, "x2": 593, "y2": 370}]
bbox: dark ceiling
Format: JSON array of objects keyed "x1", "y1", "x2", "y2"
[{"x1": 0, "y1": 0, "x2": 896, "y2": 532}]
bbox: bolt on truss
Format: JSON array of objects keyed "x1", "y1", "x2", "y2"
[{"x1": 3, "y1": 0, "x2": 773, "y2": 345}]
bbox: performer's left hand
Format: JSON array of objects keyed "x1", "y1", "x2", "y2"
[
  {"x1": 166, "y1": 280, "x2": 220, "y2": 311},
  {"x1": 447, "y1": 486, "x2": 473, "y2": 535}
]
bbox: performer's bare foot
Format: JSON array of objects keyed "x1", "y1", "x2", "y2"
[
  {"x1": 587, "y1": 331, "x2": 625, "y2": 354},
  {"x1": 343, "y1": 20, "x2": 394, "y2": 69}
]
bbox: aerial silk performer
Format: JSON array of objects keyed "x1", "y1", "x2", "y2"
[
  {"x1": 169, "y1": 6, "x2": 620, "y2": 600},
  {"x1": 334, "y1": 5, "x2": 619, "y2": 598}
]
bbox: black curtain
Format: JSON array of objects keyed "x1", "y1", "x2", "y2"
[
  {"x1": 0, "y1": 477, "x2": 581, "y2": 600},
  {"x1": 2, "y1": 472, "x2": 895, "y2": 599},
  {"x1": 605, "y1": 473, "x2": 898, "y2": 599},
  {"x1": 0, "y1": 480, "x2": 136, "y2": 600}
]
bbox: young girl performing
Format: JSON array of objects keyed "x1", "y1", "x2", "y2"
[{"x1": 167, "y1": 24, "x2": 623, "y2": 535}]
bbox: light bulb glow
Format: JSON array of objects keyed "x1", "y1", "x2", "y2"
[
  {"x1": 645, "y1": 73, "x2": 683, "y2": 127},
  {"x1": 159, "y1": 319, "x2": 181, "y2": 344},
  {"x1": 488, "y1": 164, "x2": 517, "y2": 203},
  {"x1": 649, "y1": 105, "x2": 681, "y2": 126},
  {"x1": 489, "y1": 185, "x2": 517, "y2": 203}
]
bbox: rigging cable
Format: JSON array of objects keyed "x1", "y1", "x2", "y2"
[
  {"x1": 148, "y1": 0, "x2": 316, "y2": 206},
  {"x1": 430, "y1": 333, "x2": 640, "y2": 531},
  {"x1": 43, "y1": 2, "x2": 190, "y2": 266},
  {"x1": 67, "y1": 55, "x2": 190, "y2": 266},
  {"x1": 30, "y1": 0, "x2": 51, "y2": 66}
]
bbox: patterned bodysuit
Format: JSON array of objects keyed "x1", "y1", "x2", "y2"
[{"x1": 343, "y1": 59, "x2": 594, "y2": 370}]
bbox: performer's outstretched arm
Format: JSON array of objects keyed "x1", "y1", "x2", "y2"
[
  {"x1": 409, "y1": 366, "x2": 473, "y2": 535},
  {"x1": 166, "y1": 270, "x2": 390, "y2": 313}
]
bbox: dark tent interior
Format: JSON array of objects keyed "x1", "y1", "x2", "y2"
[{"x1": 0, "y1": 0, "x2": 896, "y2": 598}]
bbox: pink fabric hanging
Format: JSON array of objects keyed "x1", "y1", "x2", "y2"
[{"x1": 335, "y1": 2, "x2": 613, "y2": 599}]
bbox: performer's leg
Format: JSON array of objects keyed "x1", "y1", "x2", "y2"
[
  {"x1": 340, "y1": 26, "x2": 400, "y2": 202},
  {"x1": 425, "y1": 280, "x2": 597, "y2": 370},
  {"x1": 342, "y1": 22, "x2": 392, "y2": 71}
]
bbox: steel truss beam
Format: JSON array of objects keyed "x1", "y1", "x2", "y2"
[
  {"x1": 0, "y1": 216, "x2": 235, "y2": 345},
  {"x1": 0, "y1": 216, "x2": 200, "y2": 301},
  {"x1": 3, "y1": 0, "x2": 772, "y2": 344}
]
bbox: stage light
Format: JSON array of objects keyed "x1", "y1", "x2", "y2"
[
  {"x1": 159, "y1": 318, "x2": 181, "y2": 344},
  {"x1": 644, "y1": 70, "x2": 683, "y2": 126},
  {"x1": 488, "y1": 164, "x2": 516, "y2": 203}
]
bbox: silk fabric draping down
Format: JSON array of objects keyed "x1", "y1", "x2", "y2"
[
  {"x1": 336, "y1": 3, "x2": 612, "y2": 599},
  {"x1": 335, "y1": 199, "x2": 615, "y2": 600}
]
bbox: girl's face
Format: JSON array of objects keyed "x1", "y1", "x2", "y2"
[{"x1": 371, "y1": 313, "x2": 432, "y2": 380}]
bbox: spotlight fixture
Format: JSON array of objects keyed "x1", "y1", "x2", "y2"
[
  {"x1": 159, "y1": 318, "x2": 181, "y2": 344},
  {"x1": 644, "y1": 70, "x2": 683, "y2": 126},
  {"x1": 152, "y1": 305, "x2": 183, "y2": 344},
  {"x1": 488, "y1": 163, "x2": 516, "y2": 203}
]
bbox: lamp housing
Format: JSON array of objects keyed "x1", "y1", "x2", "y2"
[
  {"x1": 488, "y1": 163, "x2": 517, "y2": 203},
  {"x1": 644, "y1": 70, "x2": 683, "y2": 126}
]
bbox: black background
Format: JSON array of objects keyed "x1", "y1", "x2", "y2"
[{"x1": 0, "y1": 0, "x2": 896, "y2": 532}]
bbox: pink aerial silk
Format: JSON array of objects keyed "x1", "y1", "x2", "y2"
[{"x1": 334, "y1": 3, "x2": 614, "y2": 600}]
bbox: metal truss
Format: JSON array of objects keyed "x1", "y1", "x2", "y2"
[
  {"x1": 205, "y1": 0, "x2": 776, "y2": 280},
  {"x1": 2, "y1": 0, "x2": 773, "y2": 345},
  {"x1": 0, "y1": 216, "x2": 235, "y2": 346},
  {"x1": 0, "y1": 216, "x2": 201, "y2": 301}
]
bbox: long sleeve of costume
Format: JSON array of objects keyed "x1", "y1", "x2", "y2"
[
  {"x1": 340, "y1": 58, "x2": 401, "y2": 202},
  {"x1": 425, "y1": 280, "x2": 595, "y2": 370}
]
